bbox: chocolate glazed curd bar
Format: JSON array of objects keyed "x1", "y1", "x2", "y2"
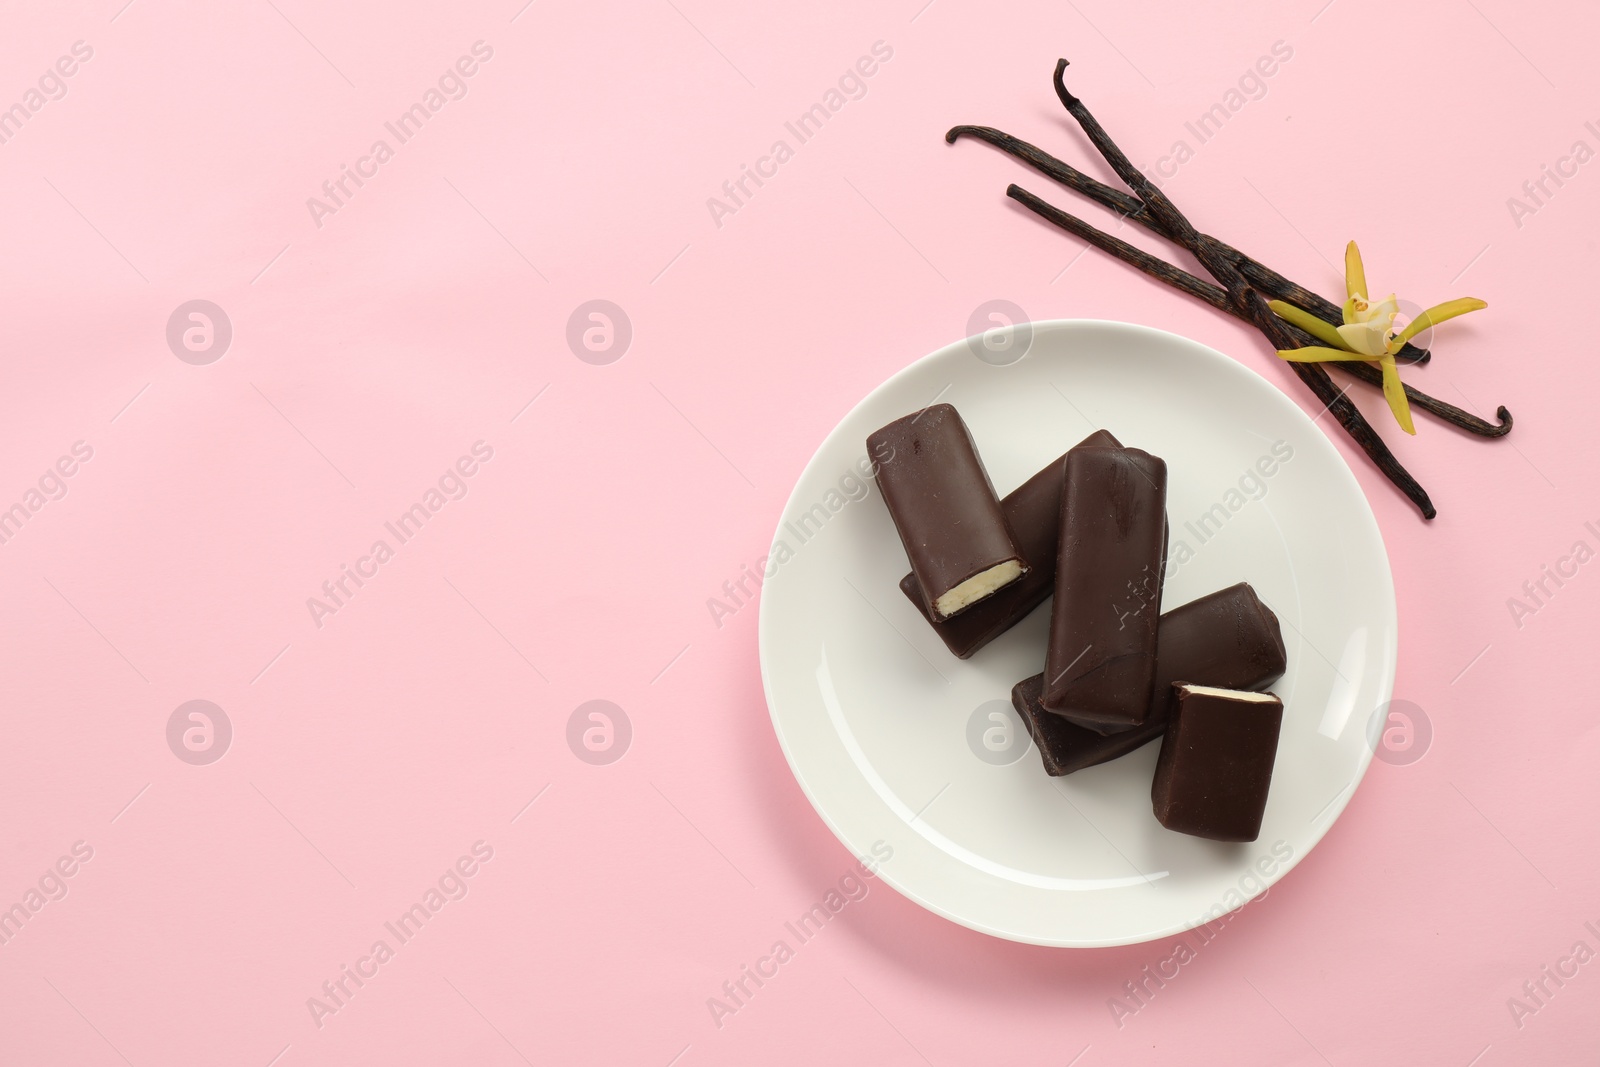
[
  {"x1": 1152, "y1": 684, "x2": 1285, "y2": 842},
  {"x1": 1010, "y1": 582, "x2": 1287, "y2": 775},
  {"x1": 897, "y1": 429, "x2": 1122, "y2": 657},
  {"x1": 868, "y1": 404, "x2": 1028, "y2": 619},
  {"x1": 1042, "y1": 445, "x2": 1169, "y2": 730}
]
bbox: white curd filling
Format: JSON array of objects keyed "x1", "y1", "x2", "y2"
[
  {"x1": 933, "y1": 560, "x2": 1025, "y2": 618},
  {"x1": 1176, "y1": 684, "x2": 1280, "y2": 703}
]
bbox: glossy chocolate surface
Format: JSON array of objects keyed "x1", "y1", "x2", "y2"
[
  {"x1": 1151, "y1": 684, "x2": 1284, "y2": 842},
  {"x1": 1042, "y1": 445, "x2": 1168, "y2": 729},
  {"x1": 868, "y1": 404, "x2": 1026, "y2": 619},
  {"x1": 898, "y1": 429, "x2": 1121, "y2": 657}
]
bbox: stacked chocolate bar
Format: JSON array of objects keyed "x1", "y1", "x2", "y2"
[{"x1": 869, "y1": 404, "x2": 1288, "y2": 843}]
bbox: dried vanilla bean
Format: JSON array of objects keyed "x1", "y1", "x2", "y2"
[
  {"x1": 1005, "y1": 184, "x2": 1511, "y2": 437},
  {"x1": 1048, "y1": 59, "x2": 1435, "y2": 518},
  {"x1": 947, "y1": 124, "x2": 1432, "y2": 366}
]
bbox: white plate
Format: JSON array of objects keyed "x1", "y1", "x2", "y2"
[{"x1": 758, "y1": 320, "x2": 1396, "y2": 947}]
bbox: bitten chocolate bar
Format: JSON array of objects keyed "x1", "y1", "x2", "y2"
[
  {"x1": 1042, "y1": 445, "x2": 1168, "y2": 730},
  {"x1": 868, "y1": 404, "x2": 1027, "y2": 619},
  {"x1": 898, "y1": 429, "x2": 1122, "y2": 657},
  {"x1": 1151, "y1": 684, "x2": 1284, "y2": 842},
  {"x1": 1010, "y1": 582, "x2": 1287, "y2": 775}
]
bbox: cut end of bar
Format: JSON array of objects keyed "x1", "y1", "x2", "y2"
[
  {"x1": 1173, "y1": 683, "x2": 1281, "y2": 704},
  {"x1": 933, "y1": 559, "x2": 1025, "y2": 618}
]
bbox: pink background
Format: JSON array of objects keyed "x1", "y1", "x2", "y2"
[{"x1": 0, "y1": 0, "x2": 1593, "y2": 1063}]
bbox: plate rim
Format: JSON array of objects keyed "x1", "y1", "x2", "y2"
[{"x1": 757, "y1": 317, "x2": 1397, "y2": 948}]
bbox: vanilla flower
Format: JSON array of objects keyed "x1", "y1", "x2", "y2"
[{"x1": 1270, "y1": 241, "x2": 1486, "y2": 434}]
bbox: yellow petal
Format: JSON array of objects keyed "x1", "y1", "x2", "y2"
[
  {"x1": 1379, "y1": 355, "x2": 1416, "y2": 435},
  {"x1": 1278, "y1": 345, "x2": 1376, "y2": 362},
  {"x1": 1367, "y1": 296, "x2": 1400, "y2": 323},
  {"x1": 1345, "y1": 241, "x2": 1367, "y2": 302},
  {"x1": 1335, "y1": 321, "x2": 1392, "y2": 357},
  {"x1": 1268, "y1": 299, "x2": 1350, "y2": 349},
  {"x1": 1393, "y1": 297, "x2": 1488, "y2": 347}
]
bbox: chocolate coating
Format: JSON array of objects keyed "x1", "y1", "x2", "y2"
[
  {"x1": 1152, "y1": 685, "x2": 1284, "y2": 842},
  {"x1": 1012, "y1": 673, "x2": 1164, "y2": 775},
  {"x1": 1042, "y1": 445, "x2": 1168, "y2": 729},
  {"x1": 898, "y1": 429, "x2": 1122, "y2": 657},
  {"x1": 1149, "y1": 581, "x2": 1287, "y2": 724},
  {"x1": 1010, "y1": 582, "x2": 1287, "y2": 775},
  {"x1": 868, "y1": 404, "x2": 1026, "y2": 619}
]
